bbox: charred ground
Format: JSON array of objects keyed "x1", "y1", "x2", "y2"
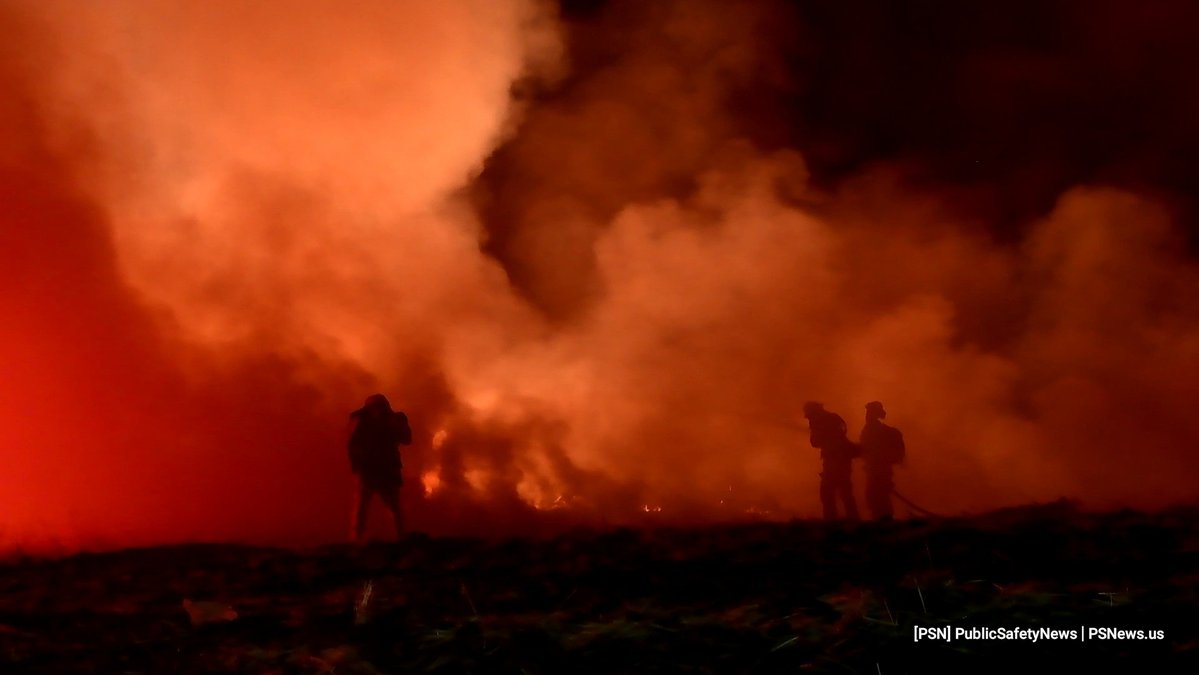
[{"x1": 1, "y1": 503, "x2": 1196, "y2": 673}]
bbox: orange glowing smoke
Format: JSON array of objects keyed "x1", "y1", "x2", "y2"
[{"x1": 2, "y1": 0, "x2": 1199, "y2": 551}]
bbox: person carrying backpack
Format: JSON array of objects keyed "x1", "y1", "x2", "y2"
[
  {"x1": 859, "y1": 400, "x2": 905, "y2": 521},
  {"x1": 803, "y1": 401, "x2": 860, "y2": 521},
  {"x1": 348, "y1": 393, "x2": 412, "y2": 542}
]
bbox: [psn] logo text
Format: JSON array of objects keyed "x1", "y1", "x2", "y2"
[{"x1": 914, "y1": 626, "x2": 1165, "y2": 642}]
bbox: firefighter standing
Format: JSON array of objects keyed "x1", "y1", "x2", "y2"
[
  {"x1": 859, "y1": 400, "x2": 905, "y2": 521},
  {"x1": 348, "y1": 393, "x2": 412, "y2": 542},
  {"x1": 803, "y1": 401, "x2": 860, "y2": 521}
]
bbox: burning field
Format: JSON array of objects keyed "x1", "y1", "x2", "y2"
[{"x1": 2, "y1": 0, "x2": 1199, "y2": 669}]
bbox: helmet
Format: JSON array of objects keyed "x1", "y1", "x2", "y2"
[{"x1": 364, "y1": 393, "x2": 392, "y2": 413}]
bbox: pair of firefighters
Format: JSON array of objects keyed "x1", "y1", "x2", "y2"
[{"x1": 802, "y1": 400, "x2": 906, "y2": 521}]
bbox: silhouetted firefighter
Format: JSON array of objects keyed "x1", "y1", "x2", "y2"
[
  {"x1": 348, "y1": 393, "x2": 412, "y2": 542},
  {"x1": 803, "y1": 402, "x2": 859, "y2": 521},
  {"x1": 859, "y1": 401, "x2": 906, "y2": 521}
]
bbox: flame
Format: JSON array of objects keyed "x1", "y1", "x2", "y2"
[
  {"x1": 421, "y1": 471, "x2": 442, "y2": 497},
  {"x1": 523, "y1": 493, "x2": 571, "y2": 511},
  {"x1": 515, "y1": 473, "x2": 567, "y2": 510},
  {"x1": 464, "y1": 468, "x2": 489, "y2": 493}
]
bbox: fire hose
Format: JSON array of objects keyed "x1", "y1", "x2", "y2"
[
  {"x1": 891, "y1": 488, "x2": 942, "y2": 518},
  {"x1": 763, "y1": 416, "x2": 942, "y2": 518}
]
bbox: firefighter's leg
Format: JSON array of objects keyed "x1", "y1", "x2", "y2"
[
  {"x1": 840, "y1": 476, "x2": 860, "y2": 521},
  {"x1": 877, "y1": 473, "x2": 894, "y2": 521},
  {"x1": 351, "y1": 479, "x2": 373, "y2": 543},
  {"x1": 865, "y1": 474, "x2": 884, "y2": 520},
  {"x1": 819, "y1": 473, "x2": 838, "y2": 520},
  {"x1": 378, "y1": 484, "x2": 404, "y2": 539}
]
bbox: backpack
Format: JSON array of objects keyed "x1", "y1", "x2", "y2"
[
  {"x1": 393, "y1": 411, "x2": 413, "y2": 446},
  {"x1": 885, "y1": 425, "x2": 905, "y2": 464}
]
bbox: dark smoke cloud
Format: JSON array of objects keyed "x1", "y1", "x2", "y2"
[
  {"x1": 476, "y1": 0, "x2": 802, "y2": 317},
  {"x1": 769, "y1": 0, "x2": 1199, "y2": 236},
  {"x1": 485, "y1": 0, "x2": 1199, "y2": 280}
]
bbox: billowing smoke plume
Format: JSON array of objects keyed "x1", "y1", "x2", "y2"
[
  {"x1": 2, "y1": 0, "x2": 1198, "y2": 551},
  {"x1": 2, "y1": 0, "x2": 563, "y2": 549}
]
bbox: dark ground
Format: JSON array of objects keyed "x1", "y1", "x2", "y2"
[{"x1": 2, "y1": 502, "x2": 1197, "y2": 674}]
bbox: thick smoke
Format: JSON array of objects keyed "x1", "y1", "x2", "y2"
[
  {"x1": 468, "y1": 0, "x2": 1199, "y2": 516},
  {"x1": 2, "y1": 0, "x2": 563, "y2": 549},
  {"x1": 2, "y1": 0, "x2": 1198, "y2": 551}
]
